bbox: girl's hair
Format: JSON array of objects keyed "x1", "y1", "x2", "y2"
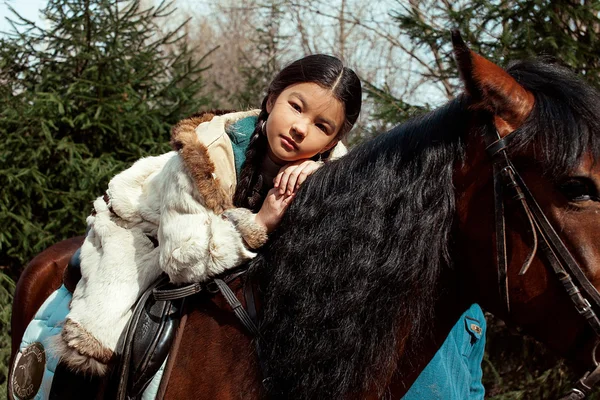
[{"x1": 233, "y1": 54, "x2": 362, "y2": 210}]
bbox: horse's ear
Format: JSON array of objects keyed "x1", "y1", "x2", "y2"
[{"x1": 451, "y1": 30, "x2": 534, "y2": 137}]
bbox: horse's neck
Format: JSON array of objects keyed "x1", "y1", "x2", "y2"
[
  {"x1": 162, "y1": 280, "x2": 262, "y2": 399},
  {"x1": 386, "y1": 276, "x2": 467, "y2": 397}
]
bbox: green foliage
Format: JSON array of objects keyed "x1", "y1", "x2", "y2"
[
  {"x1": 0, "y1": 272, "x2": 15, "y2": 399},
  {"x1": 358, "y1": 81, "x2": 428, "y2": 145},
  {"x1": 482, "y1": 315, "x2": 600, "y2": 399},
  {"x1": 398, "y1": 0, "x2": 600, "y2": 89},
  {"x1": 364, "y1": 0, "x2": 600, "y2": 129},
  {"x1": 0, "y1": 0, "x2": 211, "y2": 278}
]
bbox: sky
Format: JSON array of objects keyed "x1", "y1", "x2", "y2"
[
  {"x1": 0, "y1": 0, "x2": 214, "y2": 36},
  {"x1": 0, "y1": 0, "x2": 47, "y2": 34}
]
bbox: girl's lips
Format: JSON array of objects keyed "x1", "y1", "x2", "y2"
[{"x1": 280, "y1": 135, "x2": 298, "y2": 150}]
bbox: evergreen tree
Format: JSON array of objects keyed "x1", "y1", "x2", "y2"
[
  {"x1": 0, "y1": 273, "x2": 14, "y2": 396},
  {"x1": 230, "y1": 1, "x2": 286, "y2": 109},
  {"x1": 0, "y1": 0, "x2": 212, "y2": 277},
  {"x1": 366, "y1": 0, "x2": 600, "y2": 127}
]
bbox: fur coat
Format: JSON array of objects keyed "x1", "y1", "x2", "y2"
[{"x1": 53, "y1": 110, "x2": 347, "y2": 375}]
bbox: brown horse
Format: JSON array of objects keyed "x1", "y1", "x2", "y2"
[
  {"x1": 10, "y1": 32, "x2": 600, "y2": 399},
  {"x1": 10, "y1": 236, "x2": 84, "y2": 362}
]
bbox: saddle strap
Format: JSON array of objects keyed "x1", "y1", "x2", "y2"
[
  {"x1": 111, "y1": 275, "x2": 184, "y2": 400},
  {"x1": 153, "y1": 273, "x2": 261, "y2": 399},
  {"x1": 153, "y1": 268, "x2": 248, "y2": 301}
]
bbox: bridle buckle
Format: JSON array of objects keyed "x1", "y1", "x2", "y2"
[{"x1": 577, "y1": 298, "x2": 593, "y2": 316}]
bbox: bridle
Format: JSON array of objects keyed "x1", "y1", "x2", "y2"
[{"x1": 485, "y1": 126, "x2": 600, "y2": 399}]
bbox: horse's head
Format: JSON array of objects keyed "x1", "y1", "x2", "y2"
[{"x1": 451, "y1": 31, "x2": 600, "y2": 383}]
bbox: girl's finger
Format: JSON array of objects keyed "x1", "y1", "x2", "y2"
[
  {"x1": 287, "y1": 160, "x2": 313, "y2": 194},
  {"x1": 282, "y1": 192, "x2": 296, "y2": 208},
  {"x1": 278, "y1": 165, "x2": 296, "y2": 195},
  {"x1": 274, "y1": 161, "x2": 297, "y2": 189},
  {"x1": 285, "y1": 167, "x2": 302, "y2": 195},
  {"x1": 294, "y1": 167, "x2": 310, "y2": 190},
  {"x1": 274, "y1": 170, "x2": 284, "y2": 188},
  {"x1": 295, "y1": 162, "x2": 321, "y2": 191}
]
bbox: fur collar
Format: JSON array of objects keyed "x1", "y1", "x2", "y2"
[
  {"x1": 169, "y1": 109, "x2": 348, "y2": 216},
  {"x1": 170, "y1": 110, "x2": 236, "y2": 215}
]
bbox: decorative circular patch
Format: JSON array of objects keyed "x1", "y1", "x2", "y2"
[{"x1": 11, "y1": 342, "x2": 46, "y2": 400}]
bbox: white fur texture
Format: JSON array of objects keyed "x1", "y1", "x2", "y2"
[
  {"x1": 58, "y1": 112, "x2": 344, "y2": 374},
  {"x1": 61, "y1": 140, "x2": 258, "y2": 374},
  {"x1": 157, "y1": 155, "x2": 256, "y2": 283},
  {"x1": 66, "y1": 198, "x2": 161, "y2": 356},
  {"x1": 106, "y1": 151, "x2": 176, "y2": 234}
]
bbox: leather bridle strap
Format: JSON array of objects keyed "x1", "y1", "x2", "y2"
[
  {"x1": 509, "y1": 165, "x2": 600, "y2": 311},
  {"x1": 508, "y1": 162, "x2": 600, "y2": 330},
  {"x1": 485, "y1": 128, "x2": 600, "y2": 399},
  {"x1": 491, "y1": 159, "x2": 510, "y2": 312},
  {"x1": 486, "y1": 133, "x2": 538, "y2": 312}
]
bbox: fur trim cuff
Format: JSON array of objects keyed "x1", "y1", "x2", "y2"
[
  {"x1": 222, "y1": 208, "x2": 268, "y2": 249},
  {"x1": 50, "y1": 319, "x2": 114, "y2": 376}
]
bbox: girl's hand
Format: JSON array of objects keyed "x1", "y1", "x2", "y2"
[
  {"x1": 274, "y1": 159, "x2": 324, "y2": 196},
  {"x1": 255, "y1": 188, "x2": 295, "y2": 233}
]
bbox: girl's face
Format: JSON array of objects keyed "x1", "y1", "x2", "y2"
[{"x1": 265, "y1": 82, "x2": 345, "y2": 164}]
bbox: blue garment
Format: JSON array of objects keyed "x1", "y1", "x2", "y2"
[
  {"x1": 15, "y1": 285, "x2": 167, "y2": 400},
  {"x1": 226, "y1": 115, "x2": 257, "y2": 177},
  {"x1": 14, "y1": 285, "x2": 71, "y2": 400},
  {"x1": 402, "y1": 304, "x2": 486, "y2": 400}
]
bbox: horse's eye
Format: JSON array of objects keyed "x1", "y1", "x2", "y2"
[{"x1": 558, "y1": 178, "x2": 599, "y2": 202}]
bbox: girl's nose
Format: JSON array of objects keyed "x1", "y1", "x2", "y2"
[{"x1": 292, "y1": 121, "x2": 308, "y2": 138}]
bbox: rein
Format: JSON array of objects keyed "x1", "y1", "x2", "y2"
[
  {"x1": 152, "y1": 266, "x2": 266, "y2": 394},
  {"x1": 485, "y1": 128, "x2": 600, "y2": 399},
  {"x1": 152, "y1": 267, "x2": 261, "y2": 338}
]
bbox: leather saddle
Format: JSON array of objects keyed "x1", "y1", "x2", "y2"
[{"x1": 50, "y1": 249, "x2": 184, "y2": 400}]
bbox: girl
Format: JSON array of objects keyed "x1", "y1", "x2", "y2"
[{"x1": 54, "y1": 54, "x2": 363, "y2": 375}]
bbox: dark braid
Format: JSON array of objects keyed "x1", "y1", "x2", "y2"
[{"x1": 232, "y1": 109, "x2": 269, "y2": 211}]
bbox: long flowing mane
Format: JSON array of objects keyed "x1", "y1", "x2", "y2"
[{"x1": 250, "y1": 60, "x2": 600, "y2": 399}]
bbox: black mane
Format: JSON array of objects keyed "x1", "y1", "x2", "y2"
[
  {"x1": 506, "y1": 60, "x2": 600, "y2": 175},
  {"x1": 250, "y1": 60, "x2": 600, "y2": 399}
]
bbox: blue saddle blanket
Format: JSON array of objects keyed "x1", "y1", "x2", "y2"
[{"x1": 12, "y1": 285, "x2": 165, "y2": 400}]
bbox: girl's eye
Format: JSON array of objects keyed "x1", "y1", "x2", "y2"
[
  {"x1": 291, "y1": 103, "x2": 301, "y2": 112},
  {"x1": 316, "y1": 124, "x2": 327, "y2": 132},
  {"x1": 558, "y1": 178, "x2": 599, "y2": 202}
]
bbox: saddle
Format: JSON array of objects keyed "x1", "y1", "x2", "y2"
[
  {"x1": 50, "y1": 248, "x2": 259, "y2": 400},
  {"x1": 50, "y1": 250, "x2": 184, "y2": 400}
]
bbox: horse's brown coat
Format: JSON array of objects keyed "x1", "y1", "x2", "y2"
[
  {"x1": 10, "y1": 236, "x2": 84, "y2": 367},
  {"x1": 10, "y1": 35, "x2": 600, "y2": 398}
]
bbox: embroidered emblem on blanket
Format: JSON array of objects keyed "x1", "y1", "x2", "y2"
[{"x1": 12, "y1": 342, "x2": 45, "y2": 400}]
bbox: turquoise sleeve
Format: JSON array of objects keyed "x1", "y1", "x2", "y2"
[{"x1": 402, "y1": 303, "x2": 486, "y2": 400}]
